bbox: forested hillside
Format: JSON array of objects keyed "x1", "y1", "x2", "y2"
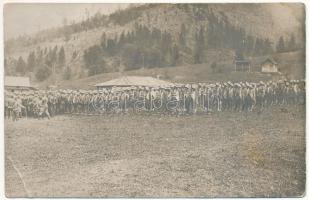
[{"x1": 4, "y1": 4, "x2": 305, "y2": 84}]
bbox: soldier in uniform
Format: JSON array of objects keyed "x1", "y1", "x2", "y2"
[
  {"x1": 152, "y1": 87, "x2": 163, "y2": 113},
  {"x1": 5, "y1": 92, "x2": 15, "y2": 120},
  {"x1": 166, "y1": 86, "x2": 179, "y2": 114},
  {"x1": 242, "y1": 83, "x2": 250, "y2": 111},
  {"x1": 247, "y1": 83, "x2": 256, "y2": 111},
  {"x1": 38, "y1": 97, "x2": 51, "y2": 119},
  {"x1": 221, "y1": 83, "x2": 229, "y2": 111},
  {"x1": 12, "y1": 95, "x2": 25, "y2": 121}
]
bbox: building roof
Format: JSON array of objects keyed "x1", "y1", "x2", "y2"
[
  {"x1": 262, "y1": 58, "x2": 278, "y2": 65},
  {"x1": 95, "y1": 76, "x2": 174, "y2": 87},
  {"x1": 235, "y1": 60, "x2": 250, "y2": 65},
  {"x1": 5, "y1": 76, "x2": 32, "y2": 87}
]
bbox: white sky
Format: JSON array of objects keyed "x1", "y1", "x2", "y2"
[{"x1": 4, "y1": 3, "x2": 130, "y2": 40}]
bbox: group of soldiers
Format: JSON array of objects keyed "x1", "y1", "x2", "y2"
[{"x1": 4, "y1": 79, "x2": 305, "y2": 121}]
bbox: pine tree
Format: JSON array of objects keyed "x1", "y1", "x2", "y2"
[
  {"x1": 58, "y1": 46, "x2": 66, "y2": 68},
  {"x1": 119, "y1": 31, "x2": 126, "y2": 45},
  {"x1": 27, "y1": 51, "x2": 36, "y2": 72},
  {"x1": 35, "y1": 64, "x2": 51, "y2": 81},
  {"x1": 52, "y1": 45, "x2": 58, "y2": 62},
  {"x1": 211, "y1": 62, "x2": 217, "y2": 73},
  {"x1": 179, "y1": 24, "x2": 187, "y2": 47},
  {"x1": 171, "y1": 44, "x2": 180, "y2": 66},
  {"x1": 4, "y1": 58, "x2": 11, "y2": 75},
  {"x1": 36, "y1": 48, "x2": 44, "y2": 67},
  {"x1": 63, "y1": 67, "x2": 72, "y2": 80},
  {"x1": 194, "y1": 32, "x2": 200, "y2": 64},
  {"x1": 100, "y1": 32, "x2": 107, "y2": 48},
  {"x1": 63, "y1": 17, "x2": 71, "y2": 42},
  {"x1": 16, "y1": 56, "x2": 27, "y2": 75},
  {"x1": 288, "y1": 33, "x2": 296, "y2": 51},
  {"x1": 45, "y1": 48, "x2": 53, "y2": 67},
  {"x1": 105, "y1": 38, "x2": 117, "y2": 56},
  {"x1": 254, "y1": 38, "x2": 263, "y2": 55},
  {"x1": 263, "y1": 38, "x2": 273, "y2": 55},
  {"x1": 276, "y1": 36, "x2": 285, "y2": 53},
  {"x1": 245, "y1": 35, "x2": 254, "y2": 55},
  {"x1": 194, "y1": 26, "x2": 206, "y2": 64},
  {"x1": 83, "y1": 45, "x2": 106, "y2": 76}
]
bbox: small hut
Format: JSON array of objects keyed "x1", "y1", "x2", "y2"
[{"x1": 261, "y1": 58, "x2": 279, "y2": 73}]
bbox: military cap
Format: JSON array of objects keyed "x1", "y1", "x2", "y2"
[{"x1": 192, "y1": 84, "x2": 198, "y2": 89}]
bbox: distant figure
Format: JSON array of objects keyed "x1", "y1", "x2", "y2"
[
  {"x1": 12, "y1": 97, "x2": 25, "y2": 121},
  {"x1": 39, "y1": 98, "x2": 50, "y2": 119}
]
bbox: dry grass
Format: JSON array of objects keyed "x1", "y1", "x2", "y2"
[{"x1": 5, "y1": 105, "x2": 305, "y2": 197}]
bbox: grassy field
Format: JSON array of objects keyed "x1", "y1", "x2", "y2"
[{"x1": 5, "y1": 106, "x2": 305, "y2": 197}]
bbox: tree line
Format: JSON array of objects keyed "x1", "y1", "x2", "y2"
[
  {"x1": 83, "y1": 16, "x2": 301, "y2": 77},
  {"x1": 83, "y1": 23, "x2": 181, "y2": 76},
  {"x1": 276, "y1": 34, "x2": 299, "y2": 53},
  {"x1": 180, "y1": 4, "x2": 301, "y2": 56},
  {"x1": 5, "y1": 45, "x2": 68, "y2": 81}
]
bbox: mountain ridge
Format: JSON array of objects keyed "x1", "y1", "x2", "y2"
[{"x1": 4, "y1": 3, "x2": 305, "y2": 84}]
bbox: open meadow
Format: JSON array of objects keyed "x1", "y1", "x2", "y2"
[{"x1": 5, "y1": 105, "x2": 305, "y2": 197}]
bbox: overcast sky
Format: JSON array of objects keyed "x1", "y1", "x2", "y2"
[{"x1": 4, "y1": 3, "x2": 130, "y2": 40}]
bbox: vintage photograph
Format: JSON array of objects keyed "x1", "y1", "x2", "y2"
[{"x1": 4, "y1": 3, "x2": 306, "y2": 198}]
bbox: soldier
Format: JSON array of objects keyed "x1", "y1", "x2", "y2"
[
  {"x1": 242, "y1": 83, "x2": 251, "y2": 111},
  {"x1": 248, "y1": 83, "x2": 256, "y2": 111},
  {"x1": 59, "y1": 90, "x2": 66, "y2": 114},
  {"x1": 258, "y1": 82, "x2": 265, "y2": 109},
  {"x1": 214, "y1": 83, "x2": 223, "y2": 112},
  {"x1": 120, "y1": 88, "x2": 129, "y2": 113},
  {"x1": 160, "y1": 87, "x2": 168, "y2": 113},
  {"x1": 152, "y1": 87, "x2": 163, "y2": 113},
  {"x1": 12, "y1": 96, "x2": 25, "y2": 121},
  {"x1": 5, "y1": 92, "x2": 15, "y2": 120},
  {"x1": 72, "y1": 91, "x2": 79, "y2": 113},
  {"x1": 166, "y1": 86, "x2": 179, "y2": 114},
  {"x1": 150, "y1": 87, "x2": 157, "y2": 112},
  {"x1": 4, "y1": 91, "x2": 9, "y2": 118},
  {"x1": 203, "y1": 85, "x2": 212, "y2": 113},
  {"x1": 109, "y1": 88, "x2": 121, "y2": 113},
  {"x1": 264, "y1": 82, "x2": 272, "y2": 107},
  {"x1": 38, "y1": 97, "x2": 51, "y2": 119},
  {"x1": 234, "y1": 83, "x2": 242, "y2": 112},
  {"x1": 221, "y1": 83, "x2": 229, "y2": 111},
  {"x1": 26, "y1": 93, "x2": 35, "y2": 118},
  {"x1": 145, "y1": 87, "x2": 152, "y2": 112},
  {"x1": 184, "y1": 85, "x2": 193, "y2": 114},
  {"x1": 48, "y1": 91, "x2": 58, "y2": 116},
  {"x1": 227, "y1": 82, "x2": 234, "y2": 111}
]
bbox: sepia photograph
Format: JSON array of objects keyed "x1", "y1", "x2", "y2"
[{"x1": 3, "y1": 2, "x2": 306, "y2": 198}]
